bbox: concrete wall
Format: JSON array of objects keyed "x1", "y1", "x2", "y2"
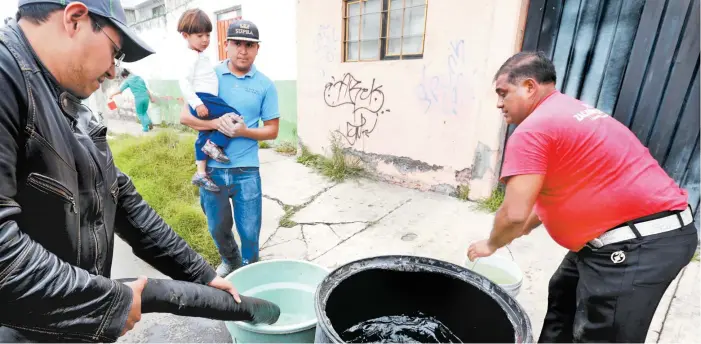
[
  {"x1": 296, "y1": 0, "x2": 527, "y2": 199},
  {"x1": 95, "y1": 0, "x2": 298, "y2": 142}
]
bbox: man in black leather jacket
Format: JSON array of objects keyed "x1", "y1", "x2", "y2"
[{"x1": 0, "y1": 0, "x2": 240, "y2": 342}]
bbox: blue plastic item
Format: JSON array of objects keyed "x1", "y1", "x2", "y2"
[{"x1": 224, "y1": 259, "x2": 330, "y2": 343}]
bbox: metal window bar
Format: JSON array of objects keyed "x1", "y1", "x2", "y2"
[{"x1": 343, "y1": 0, "x2": 427, "y2": 62}]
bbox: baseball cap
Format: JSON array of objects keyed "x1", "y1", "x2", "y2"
[
  {"x1": 17, "y1": 0, "x2": 155, "y2": 63},
  {"x1": 226, "y1": 20, "x2": 260, "y2": 43}
]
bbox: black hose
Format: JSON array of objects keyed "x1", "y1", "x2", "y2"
[{"x1": 116, "y1": 278, "x2": 281, "y2": 325}]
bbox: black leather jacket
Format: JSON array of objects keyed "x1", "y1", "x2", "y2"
[{"x1": 0, "y1": 22, "x2": 216, "y2": 342}]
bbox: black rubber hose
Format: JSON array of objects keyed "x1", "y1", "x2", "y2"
[{"x1": 116, "y1": 278, "x2": 281, "y2": 325}]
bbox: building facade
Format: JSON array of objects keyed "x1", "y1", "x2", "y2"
[{"x1": 296, "y1": 0, "x2": 528, "y2": 199}]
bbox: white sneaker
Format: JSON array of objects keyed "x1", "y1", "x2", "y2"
[{"x1": 215, "y1": 262, "x2": 237, "y2": 277}]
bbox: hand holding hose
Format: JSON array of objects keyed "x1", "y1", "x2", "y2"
[
  {"x1": 115, "y1": 277, "x2": 280, "y2": 326},
  {"x1": 208, "y1": 276, "x2": 241, "y2": 303},
  {"x1": 121, "y1": 276, "x2": 148, "y2": 336}
]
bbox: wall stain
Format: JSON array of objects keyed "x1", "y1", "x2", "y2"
[
  {"x1": 343, "y1": 142, "x2": 496, "y2": 184},
  {"x1": 454, "y1": 168, "x2": 472, "y2": 183},
  {"x1": 334, "y1": 143, "x2": 499, "y2": 198},
  {"x1": 471, "y1": 141, "x2": 495, "y2": 179},
  {"x1": 344, "y1": 149, "x2": 442, "y2": 174},
  {"x1": 430, "y1": 183, "x2": 458, "y2": 196}
]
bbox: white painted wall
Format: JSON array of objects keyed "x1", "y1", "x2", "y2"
[
  {"x1": 296, "y1": 0, "x2": 527, "y2": 199},
  {"x1": 121, "y1": 0, "x2": 297, "y2": 82}
]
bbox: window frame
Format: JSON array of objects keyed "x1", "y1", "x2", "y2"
[
  {"x1": 342, "y1": 0, "x2": 428, "y2": 63},
  {"x1": 151, "y1": 4, "x2": 166, "y2": 18}
]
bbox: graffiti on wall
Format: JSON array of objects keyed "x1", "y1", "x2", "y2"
[
  {"x1": 315, "y1": 25, "x2": 340, "y2": 77},
  {"x1": 316, "y1": 25, "x2": 339, "y2": 63},
  {"x1": 323, "y1": 73, "x2": 390, "y2": 145},
  {"x1": 416, "y1": 39, "x2": 467, "y2": 116}
]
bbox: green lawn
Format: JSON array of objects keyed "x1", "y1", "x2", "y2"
[{"x1": 109, "y1": 131, "x2": 220, "y2": 266}]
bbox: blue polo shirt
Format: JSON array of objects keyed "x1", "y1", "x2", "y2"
[{"x1": 208, "y1": 62, "x2": 280, "y2": 168}]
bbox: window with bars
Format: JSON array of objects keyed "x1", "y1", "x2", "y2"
[
  {"x1": 151, "y1": 4, "x2": 166, "y2": 17},
  {"x1": 343, "y1": 0, "x2": 427, "y2": 62}
]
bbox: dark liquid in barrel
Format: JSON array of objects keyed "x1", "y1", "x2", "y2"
[
  {"x1": 326, "y1": 269, "x2": 516, "y2": 343},
  {"x1": 341, "y1": 311, "x2": 462, "y2": 343}
]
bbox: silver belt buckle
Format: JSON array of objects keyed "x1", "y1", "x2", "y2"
[{"x1": 588, "y1": 238, "x2": 604, "y2": 249}]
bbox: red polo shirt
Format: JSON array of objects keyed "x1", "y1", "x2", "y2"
[{"x1": 500, "y1": 90, "x2": 688, "y2": 251}]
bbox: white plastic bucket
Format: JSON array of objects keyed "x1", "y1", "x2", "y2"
[
  {"x1": 464, "y1": 253, "x2": 523, "y2": 298},
  {"x1": 149, "y1": 106, "x2": 162, "y2": 125}
]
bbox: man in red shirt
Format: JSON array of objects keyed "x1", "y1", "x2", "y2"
[{"x1": 468, "y1": 51, "x2": 698, "y2": 342}]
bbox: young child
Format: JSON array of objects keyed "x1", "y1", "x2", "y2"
[{"x1": 177, "y1": 8, "x2": 239, "y2": 192}]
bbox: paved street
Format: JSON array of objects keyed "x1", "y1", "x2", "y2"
[{"x1": 108, "y1": 119, "x2": 700, "y2": 343}]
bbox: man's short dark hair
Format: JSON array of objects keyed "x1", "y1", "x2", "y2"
[
  {"x1": 493, "y1": 51, "x2": 557, "y2": 85},
  {"x1": 16, "y1": 3, "x2": 109, "y2": 33}
]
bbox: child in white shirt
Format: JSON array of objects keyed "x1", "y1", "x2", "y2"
[{"x1": 177, "y1": 8, "x2": 240, "y2": 192}]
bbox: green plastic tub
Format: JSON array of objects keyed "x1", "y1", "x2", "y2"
[{"x1": 223, "y1": 259, "x2": 330, "y2": 343}]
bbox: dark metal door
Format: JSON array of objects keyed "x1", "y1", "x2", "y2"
[{"x1": 514, "y1": 0, "x2": 700, "y2": 225}]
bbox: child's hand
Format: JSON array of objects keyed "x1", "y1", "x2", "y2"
[{"x1": 196, "y1": 105, "x2": 209, "y2": 117}]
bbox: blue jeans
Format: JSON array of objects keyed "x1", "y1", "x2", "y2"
[
  {"x1": 199, "y1": 167, "x2": 262, "y2": 267},
  {"x1": 190, "y1": 92, "x2": 240, "y2": 161}
]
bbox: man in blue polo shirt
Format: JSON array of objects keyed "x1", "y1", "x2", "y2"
[{"x1": 180, "y1": 19, "x2": 279, "y2": 277}]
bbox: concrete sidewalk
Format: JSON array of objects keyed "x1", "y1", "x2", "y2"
[{"x1": 108, "y1": 119, "x2": 699, "y2": 343}]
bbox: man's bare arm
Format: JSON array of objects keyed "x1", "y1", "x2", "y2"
[
  {"x1": 109, "y1": 90, "x2": 122, "y2": 99},
  {"x1": 239, "y1": 118, "x2": 279, "y2": 141},
  {"x1": 179, "y1": 103, "x2": 218, "y2": 131},
  {"x1": 488, "y1": 174, "x2": 544, "y2": 248},
  {"x1": 519, "y1": 208, "x2": 542, "y2": 237}
]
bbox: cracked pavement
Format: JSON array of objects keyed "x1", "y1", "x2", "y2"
[{"x1": 106, "y1": 119, "x2": 700, "y2": 343}]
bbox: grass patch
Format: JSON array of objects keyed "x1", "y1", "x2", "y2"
[
  {"x1": 693, "y1": 249, "x2": 700, "y2": 262},
  {"x1": 274, "y1": 141, "x2": 297, "y2": 156},
  {"x1": 455, "y1": 184, "x2": 470, "y2": 201},
  {"x1": 278, "y1": 205, "x2": 300, "y2": 228},
  {"x1": 297, "y1": 134, "x2": 364, "y2": 182},
  {"x1": 109, "y1": 131, "x2": 220, "y2": 266},
  {"x1": 297, "y1": 144, "x2": 322, "y2": 167},
  {"x1": 157, "y1": 121, "x2": 195, "y2": 133},
  {"x1": 259, "y1": 141, "x2": 271, "y2": 149},
  {"x1": 476, "y1": 186, "x2": 505, "y2": 213}
]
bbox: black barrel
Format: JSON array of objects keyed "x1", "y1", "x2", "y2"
[{"x1": 313, "y1": 255, "x2": 532, "y2": 343}]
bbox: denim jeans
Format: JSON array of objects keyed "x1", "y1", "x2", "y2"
[
  {"x1": 189, "y1": 92, "x2": 241, "y2": 161},
  {"x1": 199, "y1": 167, "x2": 262, "y2": 267}
]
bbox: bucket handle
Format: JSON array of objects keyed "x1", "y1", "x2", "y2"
[{"x1": 505, "y1": 245, "x2": 515, "y2": 261}]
